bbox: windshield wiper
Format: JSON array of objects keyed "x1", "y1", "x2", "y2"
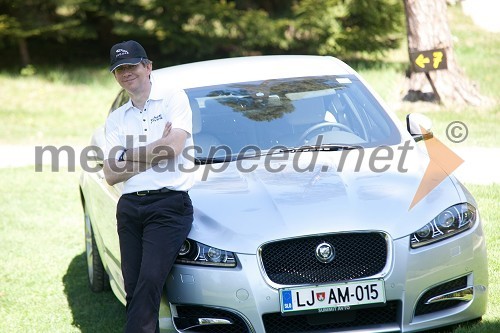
[
  {"x1": 280, "y1": 144, "x2": 363, "y2": 153},
  {"x1": 194, "y1": 156, "x2": 236, "y2": 165},
  {"x1": 195, "y1": 144, "x2": 362, "y2": 164}
]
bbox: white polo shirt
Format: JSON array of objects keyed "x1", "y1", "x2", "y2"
[{"x1": 105, "y1": 75, "x2": 194, "y2": 194}]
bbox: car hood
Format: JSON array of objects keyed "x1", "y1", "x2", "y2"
[{"x1": 188, "y1": 145, "x2": 463, "y2": 254}]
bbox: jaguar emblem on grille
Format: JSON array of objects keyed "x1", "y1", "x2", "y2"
[{"x1": 315, "y1": 242, "x2": 335, "y2": 263}]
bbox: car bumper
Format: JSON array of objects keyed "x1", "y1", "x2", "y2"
[{"x1": 164, "y1": 221, "x2": 488, "y2": 333}]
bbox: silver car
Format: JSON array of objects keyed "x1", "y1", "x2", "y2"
[{"x1": 80, "y1": 55, "x2": 488, "y2": 332}]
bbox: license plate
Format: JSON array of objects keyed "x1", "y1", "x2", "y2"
[{"x1": 279, "y1": 279, "x2": 385, "y2": 315}]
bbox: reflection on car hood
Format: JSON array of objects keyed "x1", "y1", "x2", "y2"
[{"x1": 188, "y1": 145, "x2": 462, "y2": 254}]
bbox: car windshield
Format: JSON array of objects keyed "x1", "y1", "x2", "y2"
[{"x1": 186, "y1": 75, "x2": 401, "y2": 159}]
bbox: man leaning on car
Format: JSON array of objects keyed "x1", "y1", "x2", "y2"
[{"x1": 103, "y1": 40, "x2": 195, "y2": 333}]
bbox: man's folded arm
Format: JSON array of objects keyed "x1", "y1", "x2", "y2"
[{"x1": 103, "y1": 159, "x2": 151, "y2": 186}]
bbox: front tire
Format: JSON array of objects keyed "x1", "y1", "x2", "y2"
[{"x1": 84, "y1": 204, "x2": 110, "y2": 292}]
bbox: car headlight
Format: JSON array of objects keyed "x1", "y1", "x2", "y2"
[
  {"x1": 175, "y1": 239, "x2": 237, "y2": 267},
  {"x1": 410, "y1": 203, "x2": 477, "y2": 249}
]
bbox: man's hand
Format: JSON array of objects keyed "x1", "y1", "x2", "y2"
[
  {"x1": 122, "y1": 122, "x2": 188, "y2": 164},
  {"x1": 162, "y1": 122, "x2": 172, "y2": 138}
]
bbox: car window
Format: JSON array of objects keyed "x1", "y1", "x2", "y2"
[{"x1": 186, "y1": 75, "x2": 401, "y2": 158}]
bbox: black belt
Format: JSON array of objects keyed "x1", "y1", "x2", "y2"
[{"x1": 134, "y1": 187, "x2": 173, "y2": 196}]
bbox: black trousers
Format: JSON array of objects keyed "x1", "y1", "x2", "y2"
[{"x1": 116, "y1": 190, "x2": 193, "y2": 333}]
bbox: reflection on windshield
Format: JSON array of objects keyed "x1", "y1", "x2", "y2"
[{"x1": 186, "y1": 75, "x2": 400, "y2": 158}]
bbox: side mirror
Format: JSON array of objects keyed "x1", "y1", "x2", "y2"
[{"x1": 406, "y1": 113, "x2": 433, "y2": 142}]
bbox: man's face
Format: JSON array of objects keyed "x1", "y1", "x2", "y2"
[{"x1": 113, "y1": 62, "x2": 152, "y2": 94}]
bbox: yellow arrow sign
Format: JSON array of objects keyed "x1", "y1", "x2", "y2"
[
  {"x1": 415, "y1": 54, "x2": 430, "y2": 69},
  {"x1": 433, "y1": 51, "x2": 443, "y2": 69},
  {"x1": 410, "y1": 49, "x2": 447, "y2": 72}
]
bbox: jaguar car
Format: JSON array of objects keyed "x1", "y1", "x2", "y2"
[{"x1": 80, "y1": 55, "x2": 488, "y2": 332}]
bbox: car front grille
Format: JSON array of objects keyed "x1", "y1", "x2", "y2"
[
  {"x1": 262, "y1": 300, "x2": 399, "y2": 332},
  {"x1": 260, "y1": 232, "x2": 388, "y2": 285}
]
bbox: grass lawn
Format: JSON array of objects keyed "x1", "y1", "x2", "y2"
[
  {"x1": 0, "y1": 67, "x2": 116, "y2": 146},
  {"x1": 0, "y1": 168, "x2": 124, "y2": 333},
  {"x1": 453, "y1": 184, "x2": 500, "y2": 333},
  {"x1": 0, "y1": 3, "x2": 498, "y2": 333}
]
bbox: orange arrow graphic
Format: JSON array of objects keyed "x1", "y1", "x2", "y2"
[
  {"x1": 415, "y1": 54, "x2": 430, "y2": 69},
  {"x1": 409, "y1": 127, "x2": 464, "y2": 210}
]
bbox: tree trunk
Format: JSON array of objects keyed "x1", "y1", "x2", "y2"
[
  {"x1": 18, "y1": 38, "x2": 31, "y2": 67},
  {"x1": 403, "y1": 0, "x2": 483, "y2": 106}
]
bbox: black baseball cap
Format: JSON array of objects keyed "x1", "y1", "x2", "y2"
[{"x1": 109, "y1": 40, "x2": 148, "y2": 72}]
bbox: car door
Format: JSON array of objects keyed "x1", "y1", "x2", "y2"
[{"x1": 86, "y1": 90, "x2": 129, "y2": 302}]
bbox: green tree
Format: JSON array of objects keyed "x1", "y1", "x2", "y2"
[
  {"x1": 0, "y1": 0, "x2": 152, "y2": 67},
  {"x1": 339, "y1": 0, "x2": 404, "y2": 53},
  {"x1": 62, "y1": 0, "x2": 151, "y2": 55},
  {"x1": 0, "y1": 0, "x2": 79, "y2": 66},
  {"x1": 151, "y1": 0, "x2": 404, "y2": 63},
  {"x1": 0, "y1": 0, "x2": 405, "y2": 66},
  {"x1": 146, "y1": 0, "x2": 238, "y2": 63}
]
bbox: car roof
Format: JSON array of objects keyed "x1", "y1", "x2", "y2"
[{"x1": 152, "y1": 55, "x2": 357, "y2": 90}]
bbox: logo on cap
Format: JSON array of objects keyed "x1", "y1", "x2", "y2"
[{"x1": 115, "y1": 49, "x2": 129, "y2": 58}]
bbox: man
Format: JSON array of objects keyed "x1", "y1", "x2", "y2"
[{"x1": 103, "y1": 40, "x2": 194, "y2": 333}]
